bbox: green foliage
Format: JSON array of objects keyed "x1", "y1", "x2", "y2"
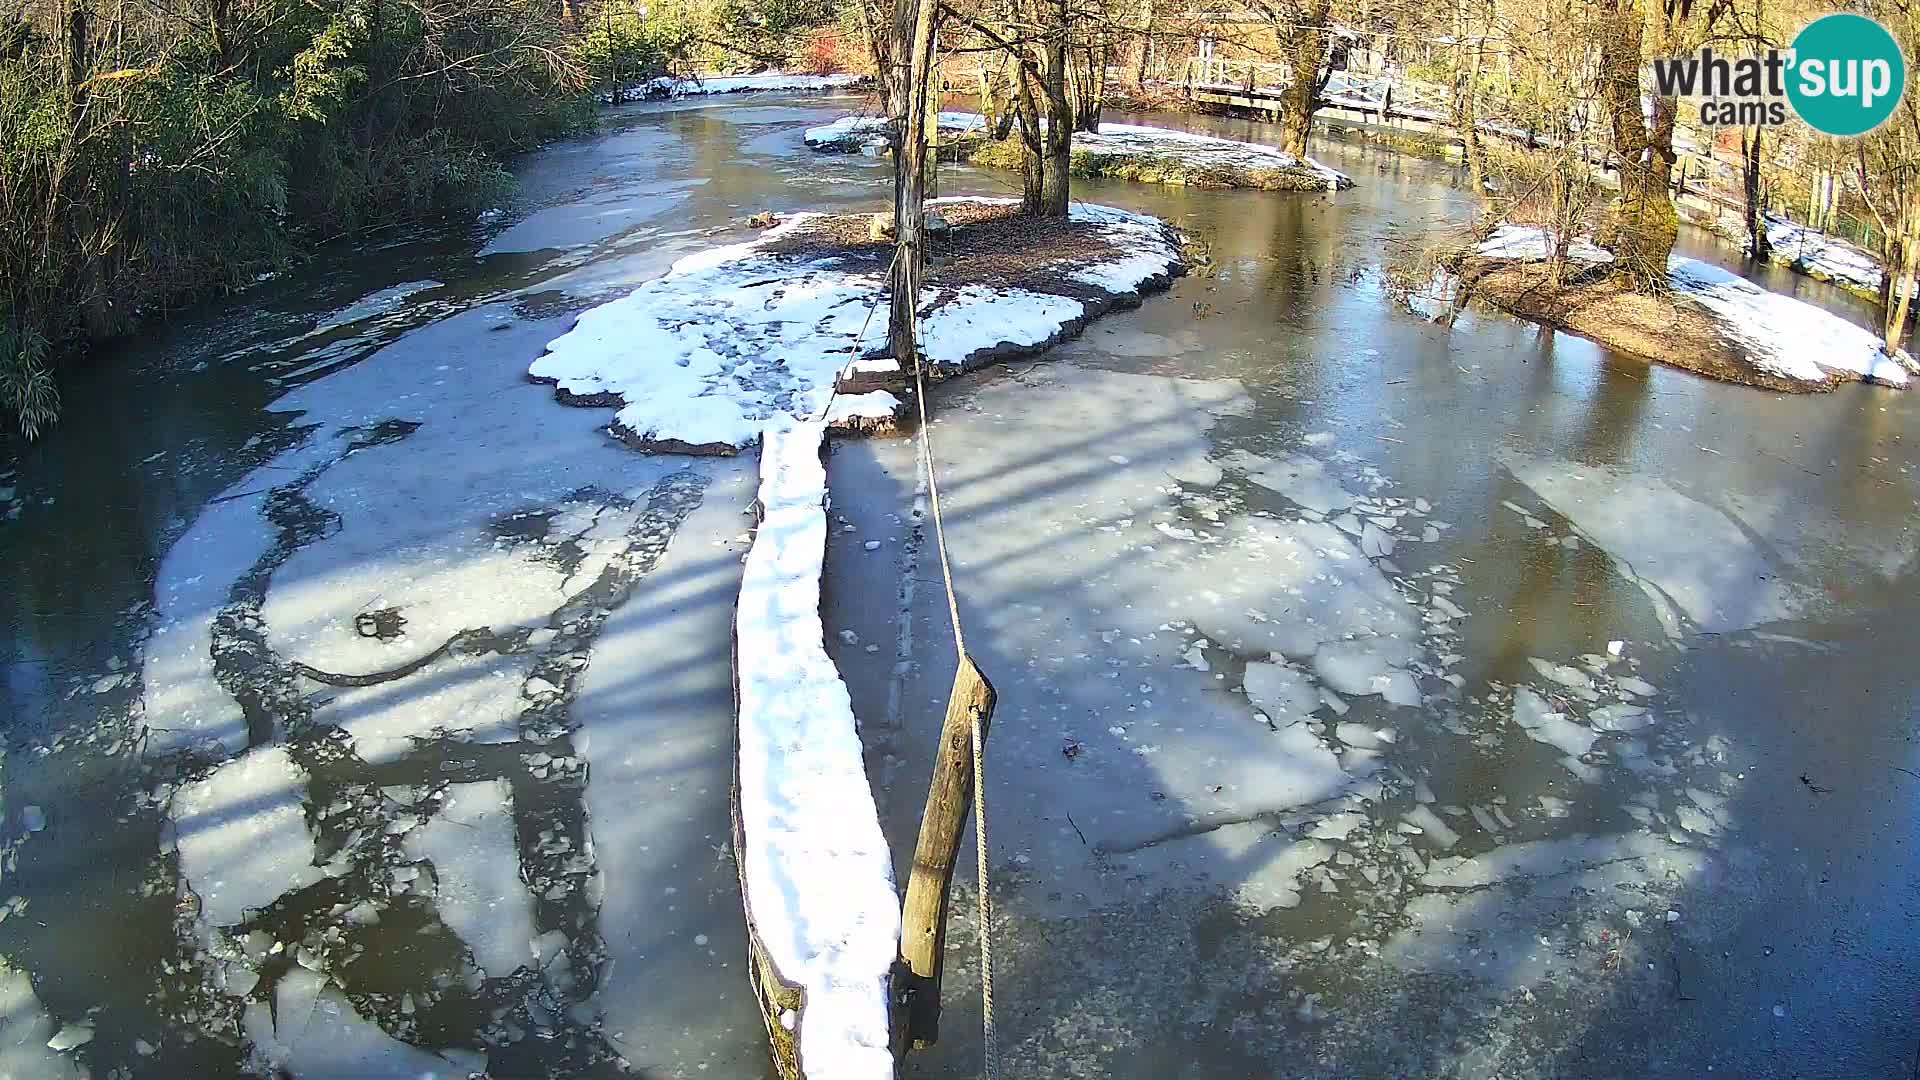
[
  {"x1": 0, "y1": 0, "x2": 595, "y2": 438},
  {"x1": 0, "y1": 322, "x2": 57, "y2": 441},
  {"x1": 575, "y1": 8, "x2": 696, "y2": 87}
]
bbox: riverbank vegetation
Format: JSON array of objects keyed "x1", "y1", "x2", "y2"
[
  {"x1": 12, "y1": 0, "x2": 1920, "y2": 438},
  {"x1": 859, "y1": 0, "x2": 1920, "y2": 370},
  {"x1": 0, "y1": 0, "x2": 856, "y2": 438}
]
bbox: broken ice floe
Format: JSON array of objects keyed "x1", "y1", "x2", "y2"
[
  {"x1": 529, "y1": 201, "x2": 1184, "y2": 453},
  {"x1": 1503, "y1": 451, "x2": 1800, "y2": 637},
  {"x1": 0, "y1": 960, "x2": 85, "y2": 1078},
  {"x1": 170, "y1": 746, "x2": 326, "y2": 927},
  {"x1": 244, "y1": 966, "x2": 484, "y2": 1078},
  {"x1": 402, "y1": 779, "x2": 537, "y2": 978}
]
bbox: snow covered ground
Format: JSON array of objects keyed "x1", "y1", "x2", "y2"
[
  {"x1": 1476, "y1": 225, "x2": 1914, "y2": 388},
  {"x1": 1070, "y1": 121, "x2": 1353, "y2": 190},
  {"x1": 803, "y1": 111, "x2": 987, "y2": 152},
  {"x1": 602, "y1": 72, "x2": 866, "y2": 104},
  {"x1": 1761, "y1": 216, "x2": 1904, "y2": 298},
  {"x1": 530, "y1": 200, "x2": 1186, "y2": 452}
]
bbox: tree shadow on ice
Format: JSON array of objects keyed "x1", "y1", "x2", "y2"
[
  {"x1": 32, "y1": 435, "x2": 768, "y2": 1078},
  {"x1": 821, "y1": 356, "x2": 1870, "y2": 1079}
]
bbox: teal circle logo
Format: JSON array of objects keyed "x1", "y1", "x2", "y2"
[{"x1": 1787, "y1": 13, "x2": 1907, "y2": 137}]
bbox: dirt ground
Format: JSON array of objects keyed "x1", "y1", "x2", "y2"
[{"x1": 761, "y1": 201, "x2": 1128, "y2": 298}]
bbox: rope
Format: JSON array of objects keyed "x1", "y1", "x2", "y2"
[
  {"x1": 971, "y1": 700, "x2": 998, "y2": 1080},
  {"x1": 910, "y1": 352, "x2": 965, "y2": 654},
  {"x1": 910, "y1": 322, "x2": 996, "y2": 1079}
]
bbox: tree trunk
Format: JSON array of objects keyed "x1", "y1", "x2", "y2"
[
  {"x1": 887, "y1": 0, "x2": 939, "y2": 362},
  {"x1": 1885, "y1": 242, "x2": 1915, "y2": 356},
  {"x1": 1595, "y1": 0, "x2": 1677, "y2": 292},
  {"x1": 1885, "y1": 212, "x2": 1916, "y2": 355},
  {"x1": 1744, "y1": 126, "x2": 1769, "y2": 262},
  {"x1": 1014, "y1": 68, "x2": 1045, "y2": 215},
  {"x1": 1034, "y1": 0, "x2": 1071, "y2": 217},
  {"x1": 1454, "y1": 35, "x2": 1488, "y2": 214},
  {"x1": 1128, "y1": 0, "x2": 1153, "y2": 87},
  {"x1": 1276, "y1": 0, "x2": 1332, "y2": 158},
  {"x1": 1070, "y1": 44, "x2": 1107, "y2": 132}
]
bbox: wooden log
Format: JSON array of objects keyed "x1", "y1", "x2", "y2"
[
  {"x1": 897, "y1": 653, "x2": 995, "y2": 1049},
  {"x1": 730, "y1": 591, "x2": 808, "y2": 1080}
]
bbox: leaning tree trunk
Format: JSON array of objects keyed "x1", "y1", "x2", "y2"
[
  {"x1": 1595, "y1": 0, "x2": 1678, "y2": 292},
  {"x1": 1276, "y1": 0, "x2": 1332, "y2": 158}
]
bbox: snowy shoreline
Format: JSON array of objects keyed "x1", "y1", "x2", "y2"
[
  {"x1": 732, "y1": 420, "x2": 898, "y2": 1080},
  {"x1": 599, "y1": 71, "x2": 867, "y2": 104},
  {"x1": 529, "y1": 199, "x2": 1188, "y2": 453},
  {"x1": 806, "y1": 112, "x2": 1353, "y2": 191},
  {"x1": 1465, "y1": 225, "x2": 1913, "y2": 390}
]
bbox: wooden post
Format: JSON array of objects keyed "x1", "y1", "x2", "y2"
[{"x1": 898, "y1": 654, "x2": 995, "y2": 1049}]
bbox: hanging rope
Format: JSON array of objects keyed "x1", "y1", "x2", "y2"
[{"x1": 909, "y1": 342, "x2": 999, "y2": 1080}]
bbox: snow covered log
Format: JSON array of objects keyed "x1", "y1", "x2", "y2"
[{"x1": 731, "y1": 419, "x2": 899, "y2": 1080}]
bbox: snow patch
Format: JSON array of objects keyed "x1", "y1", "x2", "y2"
[
  {"x1": 803, "y1": 111, "x2": 986, "y2": 151},
  {"x1": 734, "y1": 420, "x2": 897, "y2": 1079},
  {"x1": 605, "y1": 72, "x2": 865, "y2": 103},
  {"x1": 531, "y1": 203, "x2": 1181, "y2": 452},
  {"x1": 1479, "y1": 225, "x2": 1910, "y2": 388}
]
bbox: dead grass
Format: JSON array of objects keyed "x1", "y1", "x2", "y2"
[
  {"x1": 1456, "y1": 256, "x2": 1839, "y2": 394},
  {"x1": 758, "y1": 201, "x2": 1126, "y2": 296}
]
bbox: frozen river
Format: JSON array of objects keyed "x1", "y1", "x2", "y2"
[{"x1": 3, "y1": 92, "x2": 1919, "y2": 1079}]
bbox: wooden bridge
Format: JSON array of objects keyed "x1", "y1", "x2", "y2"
[{"x1": 1176, "y1": 56, "x2": 1533, "y2": 145}]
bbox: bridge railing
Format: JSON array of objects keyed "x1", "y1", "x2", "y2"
[{"x1": 1179, "y1": 59, "x2": 1453, "y2": 121}]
